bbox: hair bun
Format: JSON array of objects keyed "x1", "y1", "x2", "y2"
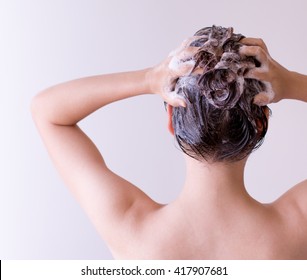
[
  {"x1": 199, "y1": 68, "x2": 243, "y2": 109},
  {"x1": 190, "y1": 25, "x2": 256, "y2": 109}
]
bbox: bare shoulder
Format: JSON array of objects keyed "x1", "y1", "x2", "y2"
[
  {"x1": 274, "y1": 179, "x2": 307, "y2": 217},
  {"x1": 272, "y1": 180, "x2": 307, "y2": 253}
]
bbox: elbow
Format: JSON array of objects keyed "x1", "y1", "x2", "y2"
[
  {"x1": 30, "y1": 90, "x2": 50, "y2": 124},
  {"x1": 31, "y1": 89, "x2": 73, "y2": 126}
]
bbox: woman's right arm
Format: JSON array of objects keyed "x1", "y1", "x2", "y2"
[
  {"x1": 239, "y1": 37, "x2": 307, "y2": 104},
  {"x1": 286, "y1": 71, "x2": 307, "y2": 102},
  {"x1": 240, "y1": 38, "x2": 307, "y2": 247}
]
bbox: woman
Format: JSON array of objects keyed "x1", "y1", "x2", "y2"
[{"x1": 31, "y1": 26, "x2": 307, "y2": 259}]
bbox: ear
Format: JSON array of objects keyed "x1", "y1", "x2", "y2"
[
  {"x1": 264, "y1": 106, "x2": 270, "y2": 119},
  {"x1": 256, "y1": 106, "x2": 270, "y2": 134},
  {"x1": 166, "y1": 104, "x2": 175, "y2": 135}
]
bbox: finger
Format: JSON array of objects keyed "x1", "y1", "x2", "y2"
[
  {"x1": 177, "y1": 59, "x2": 197, "y2": 76},
  {"x1": 168, "y1": 55, "x2": 196, "y2": 74},
  {"x1": 191, "y1": 66, "x2": 203, "y2": 75},
  {"x1": 169, "y1": 46, "x2": 201, "y2": 75},
  {"x1": 253, "y1": 92, "x2": 272, "y2": 106},
  {"x1": 169, "y1": 35, "x2": 206, "y2": 58},
  {"x1": 169, "y1": 44, "x2": 200, "y2": 59},
  {"x1": 169, "y1": 38, "x2": 196, "y2": 57},
  {"x1": 172, "y1": 35, "x2": 207, "y2": 57},
  {"x1": 239, "y1": 45, "x2": 268, "y2": 64},
  {"x1": 177, "y1": 46, "x2": 200, "y2": 61},
  {"x1": 240, "y1": 37, "x2": 269, "y2": 53},
  {"x1": 165, "y1": 91, "x2": 187, "y2": 108},
  {"x1": 244, "y1": 67, "x2": 268, "y2": 80}
]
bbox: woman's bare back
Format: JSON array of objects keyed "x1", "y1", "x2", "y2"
[{"x1": 112, "y1": 183, "x2": 307, "y2": 260}]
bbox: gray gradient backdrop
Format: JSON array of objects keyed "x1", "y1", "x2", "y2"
[{"x1": 1, "y1": 0, "x2": 306, "y2": 259}]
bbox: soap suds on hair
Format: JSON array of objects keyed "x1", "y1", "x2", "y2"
[
  {"x1": 172, "y1": 25, "x2": 270, "y2": 162},
  {"x1": 168, "y1": 56, "x2": 196, "y2": 72}
]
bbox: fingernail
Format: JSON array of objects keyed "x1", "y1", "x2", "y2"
[{"x1": 180, "y1": 101, "x2": 187, "y2": 108}]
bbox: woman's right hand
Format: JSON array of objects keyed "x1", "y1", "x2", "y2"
[{"x1": 239, "y1": 38, "x2": 292, "y2": 106}]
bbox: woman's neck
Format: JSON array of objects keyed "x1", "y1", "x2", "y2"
[{"x1": 177, "y1": 156, "x2": 256, "y2": 211}]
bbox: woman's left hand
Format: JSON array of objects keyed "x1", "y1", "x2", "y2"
[{"x1": 147, "y1": 37, "x2": 202, "y2": 107}]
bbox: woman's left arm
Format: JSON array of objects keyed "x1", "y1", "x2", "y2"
[
  {"x1": 31, "y1": 70, "x2": 161, "y2": 246},
  {"x1": 32, "y1": 70, "x2": 152, "y2": 126},
  {"x1": 31, "y1": 39, "x2": 199, "y2": 246}
]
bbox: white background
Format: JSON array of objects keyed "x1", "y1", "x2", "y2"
[{"x1": 0, "y1": 0, "x2": 306, "y2": 259}]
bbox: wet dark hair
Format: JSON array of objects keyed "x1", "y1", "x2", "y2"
[{"x1": 172, "y1": 26, "x2": 269, "y2": 162}]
